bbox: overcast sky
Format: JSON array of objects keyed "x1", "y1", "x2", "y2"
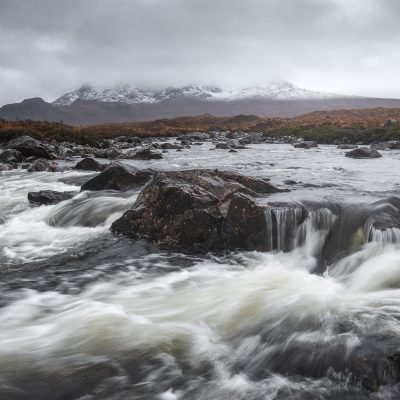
[{"x1": 1, "y1": 0, "x2": 400, "y2": 105}]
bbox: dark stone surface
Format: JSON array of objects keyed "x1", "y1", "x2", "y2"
[
  {"x1": 81, "y1": 161, "x2": 152, "y2": 191},
  {"x1": 75, "y1": 157, "x2": 105, "y2": 171},
  {"x1": 0, "y1": 149, "x2": 23, "y2": 163},
  {"x1": 293, "y1": 141, "x2": 318, "y2": 149},
  {"x1": 28, "y1": 190, "x2": 76, "y2": 205},
  {"x1": 27, "y1": 159, "x2": 57, "y2": 172},
  {"x1": 345, "y1": 147, "x2": 382, "y2": 159},
  {"x1": 125, "y1": 147, "x2": 163, "y2": 160},
  {"x1": 111, "y1": 169, "x2": 284, "y2": 251},
  {"x1": 6, "y1": 135, "x2": 51, "y2": 159}
]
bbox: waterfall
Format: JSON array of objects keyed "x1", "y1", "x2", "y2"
[
  {"x1": 295, "y1": 208, "x2": 337, "y2": 257},
  {"x1": 264, "y1": 206, "x2": 305, "y2": 252},
  {"x1": 367, "y1": 226, "x2": 400, "y2": 247}
]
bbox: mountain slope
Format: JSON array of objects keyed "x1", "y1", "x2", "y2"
[
  {"x1": 2, "y1": 82, "x2": 400, "y2": 125},
  {"x1": 52, "y1": 81, "x2": 344, "y2": 106}
]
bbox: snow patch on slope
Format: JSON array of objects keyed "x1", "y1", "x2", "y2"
[{"x1": 53, "y1": 82, "x2": 347, "y2": 106}]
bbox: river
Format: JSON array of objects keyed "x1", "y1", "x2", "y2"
[{"x1": 1, "y1": 143, "x2": 400, "y2": 399}]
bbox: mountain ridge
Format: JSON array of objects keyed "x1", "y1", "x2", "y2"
[
  {"x1": 2, "y1": 81, "x2": 400, "y2": 125},
  {"x1": 52, "y1": 81, "x2": 348, "y2": 106}
]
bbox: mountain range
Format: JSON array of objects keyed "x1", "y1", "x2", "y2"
[{"x1": 2, "y1": 81, "x2": 400, "y2": 125}]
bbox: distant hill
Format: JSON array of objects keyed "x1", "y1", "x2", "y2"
[
  {"x1": 3, "y1": 82, "x2": 400, "y2": 125},
  {"x1": 2, "y1": 108, "x2": 400, "y2": 145}
]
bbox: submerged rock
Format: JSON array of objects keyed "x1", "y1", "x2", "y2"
[
  {"x1": 75, "y1": 157, "x2": 105, "y2": 171},
  {"x1": 111, "y1": 169, "x2": 284, "y2": 251},
  {"x1": 28, "y1": 190, "x2": 76, "y2": 205},
  {"x1": 81, "y1": 161, "x2": 152, "y2": 191},
  {"x1": 6, "y1": 135, "x2": 51, "y2": 159},
  {"x1": 345, "y1": 147, "x2": 382, "y2": 159}
]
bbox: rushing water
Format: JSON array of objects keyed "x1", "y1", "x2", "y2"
[{"x1": 2, "y1": 143, "x2": 400, "y2": 399}]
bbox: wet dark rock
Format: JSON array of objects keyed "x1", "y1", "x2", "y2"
[
  {"x1": 24, "y1": 156, "x2": 36, "y2": 163},
  {"x1": 93, "y1": 149, "x2": 108, "y2": 158},
  {"x1": 6, "y1": 135, "x2": 51, "y2": 159},
  {"x1": 81, "y1": 161, "x2": 152, "y2": 191},
  {"x1": 0, "y1": 149, "x2": 23, "y2": 163},
  {"x1": 345, "y1": 147, "x2": 382, "y2": 159},
  {"x1": 283, "y1": 179, "x2": 297, "y2": 185},
  {"x1": 125, "y1": 147, "x2": 163, "y2": 160},
  {"x1": 337, "y1": 144, "x2": 357, "y2": 149},
  {"x1": 27, "y1": 159, "x2": 57, "y2": 172},
  {"x1": 107, "y1": 147, "x2": 123, "y2": 160},
  {"x1": 239, "y1": 138, "x2": 252, "y2": 145},
  {"x1": 371, "y1": 141, "x2": 400, "y2": 150},
  {"x1": 111, "y1": 169, "x2": 284, "y2": 251},
  {"x1": 223, "y1": 193, "x2": 271, "y2": 251},
  {"x1": 75, "y1": 157, "x2": 105, "y2": 171},
  {"x1": 293, "y1": 141, "x2": 318, "y2": 149},
  {"x1": 215, "y1": 142, "x2": 229, "y2": 149},
  {"x1": 28, "y1": 190, "x2": 76, "y2": 205},
  {"x1": 229, "y1": 149, "x2": 237, "y2": 153}
]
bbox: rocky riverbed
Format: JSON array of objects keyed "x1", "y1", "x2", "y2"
[{"x1": 1, "y1": 133, "x2": 400, "y2": 399}]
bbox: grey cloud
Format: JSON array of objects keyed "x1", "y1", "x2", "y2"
[{"x1": 0, "y1": 0, "x2": 400, "y2": 105}]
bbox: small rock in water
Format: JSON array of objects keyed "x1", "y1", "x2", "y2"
[
  {"x1": 293, "y1": 141, "x2": 318, "y2": 149},
  {"x1": 0, "y1": 149, "x2": 23, "y2": 163},
  {"x1": 107, "y1": 147, "x2": 123, "y2": 160},
  {"x1": 345, "y1": 147, "x2": 382, "y2": 159},
  {"x1": 27, "y1": 159, "x2": 57, "y2": 172},
  {"x1": 81, "y1": 161, "x2": 152, "y2": 191},
  {"x1": 6, "y1": 135, "x2": 51, "y2": 159},
  {"x1": 28, "y1": 190, "x2": 76, "y2": 205},
  {"x1": 125, "y1": 147, "x2": 163, "y2": 160},
  {"x1": 75, "y1": 157, "x2": 105, "y2": 171}
]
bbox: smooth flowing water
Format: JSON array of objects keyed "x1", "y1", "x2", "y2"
[{"x1": 1, "y1": 143, "x2": 400, "y2": 399}]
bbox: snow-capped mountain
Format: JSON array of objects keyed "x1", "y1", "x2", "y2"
[
  {"x1": 53, "y1": 81, "x2": 345, "y2": 106},
  {"x1": 7, "y1": 81, "x2": 398, "y2": 126}
]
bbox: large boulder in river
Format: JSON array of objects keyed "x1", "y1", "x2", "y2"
[
  {"x1": 345, "y1": 147, "x2": 382, "y2": 159},
  {"x1": 75, "y1": 157, "x2": 105, "y2": 171},
  {"x1": 81, "y1": 161, "x2": 152, "y2": 191},
  {"x1": 111, "y1": 169, "x2": 284, "y2": 251},
  {"x1": 6, "y1": 135, "x2": 51, "y2": 159},
  {"x1": 28, "y1": 190, "x2": 76, "y2": 205}
]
